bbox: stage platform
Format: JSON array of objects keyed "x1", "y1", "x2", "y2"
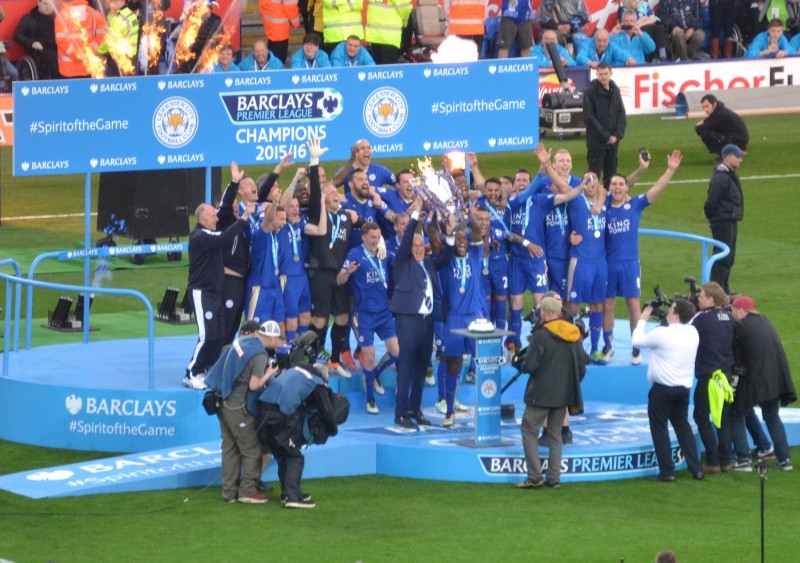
[{"x1": 1, "y1": 323, "x2": 799, "y2": 498}]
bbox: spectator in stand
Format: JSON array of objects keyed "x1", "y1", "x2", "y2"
[
  {"x1": 446, "y1": 0, "x2": 487, "y2": 52},
  {"x1": 746, "y1": 18, "x2": 795, "y2": 58},
  {"x1": 708, "y1": 0, "x2": 738, "y2": 58},
  {"x1": 291, "y1": 32, "x2": 332, "y2": 68},
  {"x1": 13, "y1": 0, "x2": 60, "y2": 80},
  {"x1": 760, "y1": 0, "x2": 800, "y2": 37},
  {"x1": 611, "y1": 10, "x2": 656, "y2": 65},
  {"x1": 532, "y1": 29, "x2": 577, "y2": 68},
  {"x1": 616, "y1": 0, "x2": 669, "y2": 62},
  {"x1": 331, "y1": 35, "x2": 376, "y2": 67},
  {"x1": 321, "y1": 0, "x2": 364, "y2": 55},
  {"x1": 576, "y1": 29, "x2": 637, "y2": 67},
  {"x1": 240, "y1": 38, "x2": 285, "y2": 71},
  {"x1": 539, "y1": 0, "x2": 589, "y2": 53},
  {"x1": 213, "y1": 44, "x2": 239, "y2": 72},
  {"x1": 694, "y1": 94, "x2": 750, "y2": 158},
  {"x1": 99, "y1": 0, "x2": 140, "y2": 76},
  {"x1": 792, "y1": 33, "x2": 800, "y2": 53},
  {"x1": 365, "y1": 0, "x2": 412, "y2": 64},
  {"x1": 496, "y1": 0, "x2": 536, "y2": 58},
  {"x1": 259, "y1": 0, "x2": 301, "y2": 64},
  {"x1": 659, "y1": 0, "x2": 705, "y2": 61}
]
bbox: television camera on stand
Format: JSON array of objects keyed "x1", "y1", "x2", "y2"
[{"x1": 539, "y1": 41, "x2": 586, "y2": 140}]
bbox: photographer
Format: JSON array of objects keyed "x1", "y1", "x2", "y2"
[
  {"x1": 258, "y1": 363, "x2": 339, "y2": 509},
  {"x1": 204, "y1": 321, "x2": 285, "y2": 504},
  {"x1": 632, "y1": 299, "x2": 704, "y2": 482},
  {"x1": 515, "y1": 297, "x2": 587, "y2": 490}
]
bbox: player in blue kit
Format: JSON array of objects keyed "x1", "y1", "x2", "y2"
[
  {"x1": 378, "y1": 169, "x2": 417, "y2": 238},
  {"x1": 508, "y1": 146, "x2": 588, "y2": 350},
  {"x1": 602, "y1": 149, "x2": 683, "y2": 364},
  {"x1": 341, "y1": 169, "x2": 386, "y2": 248},
  {"x1": 475, "y1": 179, "x2": 511, "y2": 332},
  {"x1": 565, "y1": 171, "x2": 609, "y2": 364},
  {"x1": 246, "y1": 195, "x2": 287, "y2": 329},
  {"x1": 337, "y1": 223, "x2": 399, "y2": 414},
  {"x1": 332, "y1": 139, "x2": 396, "y2": 196},
  {"x1": 438, "y1": 209, "x2": 486, "y2": 427},
  {"x1": 278, "y1": 181, "x2": 327, "y2": 342}
]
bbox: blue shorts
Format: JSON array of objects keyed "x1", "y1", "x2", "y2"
[
  {"x1": 246, "y1": 284, "x2": 286, "y2": 323},
  {"x1": 547, "y1": 257, "x2": 568, "y2": 298},
  {"x1": 282, "y1": 274, "x2": 312, "y2": 318},
  {"x1": 566, "y1": 258, "x2": 608, "y2": 305},
  {"x1": 441, "y1": 312, "x2": 479, "y2": 357},
  {"x1": 509, "y1": 256, "x2": 548, "y2": 296},
  {"x1": 487, "y1": 256, "x2": 509, "y2": 296},
  {"x1": 353, "y1": 310, "x2": 396, "y2": 347},
  {"x1": 606, "y1": 260, "x2": 641, "y2": 299}
]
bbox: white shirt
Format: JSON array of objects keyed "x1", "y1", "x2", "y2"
[{"x1": 632, "y1": 321, "x2": 699, "y2": 388}]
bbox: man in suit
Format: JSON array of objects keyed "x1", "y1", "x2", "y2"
[{"x1": 389, "y1": 197, "x2": 455, "y2": 429}]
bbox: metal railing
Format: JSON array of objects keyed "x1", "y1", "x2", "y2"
[{"x1": 640, "y1": 229, "x2": 730, "y2": 284}]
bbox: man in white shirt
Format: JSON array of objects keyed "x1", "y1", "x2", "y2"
[{"x1": 632, "y1": 299, "x2": 704, "y2": 482}]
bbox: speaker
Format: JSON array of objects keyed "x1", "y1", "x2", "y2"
[{"x1": 97, "y1": 168, "x2": 222, "y2": 240}]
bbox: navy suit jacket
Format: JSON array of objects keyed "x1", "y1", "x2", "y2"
[{"x1": 389, "y1": 218, "x2": 452, "y2": 315}]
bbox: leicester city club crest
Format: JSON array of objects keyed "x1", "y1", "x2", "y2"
[{"x1": 153, "y1": 97, "x2": 199, "y2": 148}]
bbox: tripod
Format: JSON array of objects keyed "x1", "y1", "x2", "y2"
[{"x1": 757, "y1": 459, "x2": 768, "y2": 563}]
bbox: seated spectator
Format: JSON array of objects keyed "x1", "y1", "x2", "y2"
[
  {"x1": 616, "y1": 0, "x2": 669, "y2": 62},
  {"x1": 576, "y1": 29, "x2": 636, "y2": 67},
  {"x1": 760, "y1": 0, "x2": 800, "y2": 37},
  {"x1": 745, "y1": 18, "x2": 794, "y2": 58},
  {"x1": 694, "y1": 94, "x2": 750, "y2": 158},
  {"x1": 611, "y1": 10, "x2": 656, "y2": 65},
  {"x1": 791, "y1": 32, "x2": 800, "y2": 53},
  {"x1": 213, "y1": 44, "x2": 239, "y2": 72},
  {"x1": 539, "y1": 0, "x2": 590, "y2": 53},
  {"x1": 330, "y1": 35, "x2": 376, "y2": 67},
  {"x1": 13, "y1": 0, "x2": 60, "y2": 79},
  {"x1": 531, "y1": 29, "x2": 576, "y2": 68},
  {"x1": 240, "y1": 39, "x2": 284, "y2": 71},
  {"x1": 290, "y1": 32, "x2": 332, "y2": 69},
  {"x1": 659, "y1": 0, "x2": 705, "y2": 61}
]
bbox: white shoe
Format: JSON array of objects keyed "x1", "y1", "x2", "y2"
[
  {"x1": 442, "y1": 414, "x2": 455, "y2": 427},
  {"x1": 435, "y1": 400, "x2": 447, "y2": 414},
  {"x1": 454, "y1": 400, "x2": 469, "y2": 412},
  {"x1": 425, "y1": 373, "x2": 436, "y2": 386},
  {"x1": 328, "y1": 361, "x2": 352, "y2": 379},
  {"x1": 366, "y1": 400, "x2": 379, "y2": 414},
  {"x1": 183, "y1": 374, "x2": 208, "y2": 390},
  {"x1": 374, "y1": 376, "x2": 385, "y2": 395}
]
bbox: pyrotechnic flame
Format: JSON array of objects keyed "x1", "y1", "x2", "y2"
[
  {"x1": 194, "y1": 28, "x2": 232, "y2": 73},
  {"x1": 175, "y1": 2, "x2": 211, "y2": 66},
  {"x1": 105, "y1": 31, "x2": 136, "y2": 75},
  {"x1": 62, "y1": 6, "x2": 106, "y2": 78},
  {"x1": 141, "y1": 2, "x2": 167, "y2": 70},
  {"x1": 430, "y1": 36, "x2": 479, "y2": 64}
]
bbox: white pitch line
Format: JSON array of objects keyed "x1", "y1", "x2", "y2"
[
  {"x1": 670, "y1": 172, "x2": 800, "y2": 185},
  {"x1": 1, "y1": 212, "x2": 97, "y2": 222}
]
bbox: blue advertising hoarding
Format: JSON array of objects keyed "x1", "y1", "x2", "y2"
[{"x1": 12, "y1": 61, "x2": 539, "y2": 176}]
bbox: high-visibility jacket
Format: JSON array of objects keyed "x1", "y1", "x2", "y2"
[
  {"x1": 447, "y1": 0, "x2": 486, "y2": 36},
  {"x1": 323, "y1": 0, "x2": 365, "y2": 44},
  {"x1": 259, "y1": 0, "x2": 302, "y2": 42},
  {"x1": 55, "y1": 0, "x2": 107, "y2": 77},
  {"x1": 364, "y1": 0, "x2": 413, "y2": 48},
  {"x1": 98, "y1": 7, "x2": 140, "y2": 57}
]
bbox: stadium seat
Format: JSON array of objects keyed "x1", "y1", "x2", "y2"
[{"x1": 412, "y1": 0, "x2": 447, "y2": 50}]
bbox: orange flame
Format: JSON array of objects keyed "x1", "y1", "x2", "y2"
[
  {"x1": 175, "y1": 2, "x2": 211, "y2": 67},
  {"x1": 195, "y1": 28, "x2": 232, "y2": 73},
  {"x1": 141, "y1": 2, "x2": 167, "y2": 70},
  {"x1": 105, "y1": 27, "x2": 136, "y2": 75},
  {"x1": 63, "y1": 7, "x2": 106, "y2": 79}
]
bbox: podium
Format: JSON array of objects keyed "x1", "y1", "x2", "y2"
[{"x1": 451, "y1": 328, "x2": 514, "y2": 448}]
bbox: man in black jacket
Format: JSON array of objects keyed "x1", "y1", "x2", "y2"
[
  {"x1": 583, "y1": 62, "x2": 627, "y2": 189},
  {"x1": 704, "y1": 144, "x2": 745, "y2": 295},
  {"x1": 695, "y1": 95, "x2": 750, "y2": 158},
  {"x1": 516, "y1": 296, "x2": 587, "y2": 489},
  {"x1": 14, "y1": 0, "x2": 59, "y2": 79}
]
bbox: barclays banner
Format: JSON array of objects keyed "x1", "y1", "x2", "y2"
[{"x1": 12, "y1": 61, "x2": 539, "y2": 177}]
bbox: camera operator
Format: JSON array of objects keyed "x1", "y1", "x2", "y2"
[
  {"x1": 691, "y1": 282, "x2": 739, "y2": 473},
  {"x1": 204, "y1": 320, "x2": 285, "y2": 504},
  {"x1": 632, "y1": 299, "x2": 704, "y2": 482},
  {"x1": 258, "y1": 362, "x2": 339, "y2": 508},
  {"x1": 515, "y1": 297, "x2": 587, "y2": 490}
]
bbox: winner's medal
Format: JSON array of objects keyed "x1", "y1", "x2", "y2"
[
  {"x1": 482, "y1": 268, "x2": 489, "y2": 276},
  {"x1": 459, "y1": 287, "x2": 465, "y2": 294},
  {"x1": 293, "y1": 255, "x2": 300, "y2": 262},
  {"x1": 594, "y1": 230, "x2": 601, "y2": 238}
]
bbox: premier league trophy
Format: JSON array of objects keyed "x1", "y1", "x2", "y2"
[{"x1": 410, "y1": 152, "x2": 469, "y2": 226}]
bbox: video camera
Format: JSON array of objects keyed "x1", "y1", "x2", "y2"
[
  {"x1": 275, "y1": 331, "x2": 319, "y2": 370},
  {"x1": 646, "y1": 277, "x2": 702, "y2": 323}
]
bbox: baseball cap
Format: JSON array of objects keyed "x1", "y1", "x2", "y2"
[
  {"x1": 721, "y1": 144, "x2": 747, "y2": 159},
  {"x1": 239, "y1": 320, "x2": 261, "y2": 335},
  {"x1": 538, "y1": 296, "x2": 562, "y2": 314},
  {"x1": 731, "y1": 296, "x2": 758, "y2": 313},
  {"x1": 259, "y1": 320, "x2": 284, "y2": 338}
]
